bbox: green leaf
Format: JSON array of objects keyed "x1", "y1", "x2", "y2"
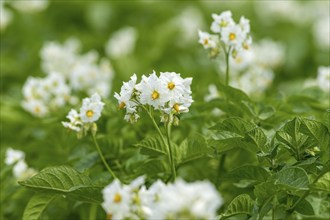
[
  {"x1": 210, "y1": 117, "x2": 254, "y2": 137},
  {"x1": 217, "y1": 83, "x2": 251, "y2": 103},
  {"x1": 300, "y1": 118, "x2": 330, "y2": 162},
  {"x1": 244, "y1": 127, "x2": 269, "y2": 153},
  {"x1": 311, "y1": 172, "x2": 330, "y2": 192},
  {"x1": 19, "y1": 166, "x2": 102, "y2": 204},
  {"x1": 134, "y1": 136, "x2": 168, "y2": 156},
  {"x1": 23, "y1": 193, "x2": 57, "y2": 220},
  {"x1": 226, "y1": 165, "x2": 270, "y2": 183},
  {"x1": 254, "y1": 181, "x2": 277, "y2": 205},
  {"x1": 276, "y1": 118, "x2": 315, "y2": 160},
  {"x1": 209, "y1": 137, "x2": 258, "y2": 154},
  {"x1": 272, "y1": 167, "x2": 309, "y2": 191},
  {"x1": 294, "y1": 197, "x2": 315, "y2": 216},
  {"x1": 175, "y1": 134, "x2": 211, "y2": 165},
  {"x1": 223, "y1": 194, "x2": 255, "y2": 218}
]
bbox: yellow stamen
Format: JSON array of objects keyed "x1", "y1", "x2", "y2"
[
  {"x1": 118, "y1": 102, "x2": 126, "y2": 109},
  {"x1": 220, "y1": 20, "x2": 228, "y2": 27},
  {"x1": 86, "y1": 110, "x2": 94, "y2": 118},
  {"x1": 203, "y1": 38, "x2": 209, "y2": 45},
  {"x1": 168, "y1": 82, "x2": 175, "y2": 90},
  {"x1": 173, "y1": 103, "x2": 180, "y2": 112},
  {"x1": 151, "y1": 91, "x2": 160, "y2": 100},
  {"x1": 113, "y1": 193, "x2": 122, "y2": 203},
  {"x1": 35, "y1": 106, "x2": 41, "y2": 113},
  {"x1": 229, "y1": 33, "x2": 236, "y2": 41}
]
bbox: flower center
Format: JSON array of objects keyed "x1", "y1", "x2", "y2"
[
  {"x1": 86, "y1": 110, "x2": 94, "y2": 118},
  {"x1": 34, "y1": 106, "x2": 41, "y2": 113},
  {"x1": 168, "y1": 82, "x2": 175, "y2": 90},
  {"x1": 113, "y1": 193, "x2": 122, "y2": 203},
  {"x1": 118, "y1": 102, "x2": 126, "y2": 109},
  {"x1": 220, "y1": 20, "x2": 228, "y2": 27},
  {"x1": 229, "y1": 33, "x2": 236, "y2": 41},
  {"x1": 173, "y1": 103, "x2": 180, "y2": 112},
  {"x1": 203, "y1": 38, "x2": 209, "y2": 45},
  {"x1": 151, "y1": 91, "x2": 160, "y2": 100}
]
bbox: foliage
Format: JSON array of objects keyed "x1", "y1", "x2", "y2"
[{"x1": 1, "y1": 0, "x2": 329, "y2": 220}]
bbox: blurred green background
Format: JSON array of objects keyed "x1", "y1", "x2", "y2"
[{"x1": 1, "y1": 0, "x2": 329, "y2": 219}]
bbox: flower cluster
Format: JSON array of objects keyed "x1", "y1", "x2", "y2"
[
  {"x1": 102, "y1": 177, "x2": 222, "y2": 219},
  {"x1": 105, "y1": 26, "x2": 138, "y2": 59},
  {"x1": 22, "y1": 73, "x2": 74, "y2": 117},
  {"x1": 62, "y1": 93, "x2": 104, "y2": 137},
  {"x1": 41, "y1": 38, "x2": 114, "y2": 97},
  {"x1": 115, "y1": 71, "x2": 193, "y2": 125},
  {"x1": 5, "y1": 148, "x2": 36, "y2": 180},
  {"x1": 198, "y1": 11, "x2": 252, "y2": 58},
  {"x1": 22, "y1": 38, "x2": 114, "y2": 117}
]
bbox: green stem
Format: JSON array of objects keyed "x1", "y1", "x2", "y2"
[
  {"x1": 272, "y1": 195, "x2": 276, "y2": 220},
  {"x1": 88, "y1": 204, "x2": 97, "y2": 220},
  {"x1": 225, "y1": 50, "x2": 230, "y2": 86},
  {"x1": 92, "y1": 134, "x2": 118, "y2": 179},
  {"x1": 216, "y1": 154, "x2": 226, "y2": 185},
  {"x1": 142, "y1": 106, "x2": 167, "y2": 146},
  {"x1": 142, "y1": 106, "x2": 176, "y2": 180},
  {"x1": 165, "y1": 122, "x2": 177, "y2": 180}
]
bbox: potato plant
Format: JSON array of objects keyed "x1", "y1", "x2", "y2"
[{"x1": 1, "y1": 1, "x2": 329, "y2": 220}]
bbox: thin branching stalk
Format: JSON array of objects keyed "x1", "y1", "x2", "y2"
[
  {"x1": 142, "y1": 105, "x2": 176, "y2": 180},
  {"x1": 165, "y1": 121, "x2": 177, "y2": 180},
  {"x1": 225, "y1": 49, "x2": 230, "y2": 86},
  {"x1": 92, "y1": 134, "x2": 118, "y2": 179}
]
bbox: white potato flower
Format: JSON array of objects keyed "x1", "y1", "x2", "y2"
[
  {"x1": 198, "y1": 30, "x2": 217, "y2": 49},
  {"x1": 136, "y1": 72, "x2": 170, "y2": 110},
  {"x1": 317, "y1": 66, "x2": 330, "y2": 92},
  {"x1": 22, "y1": 99, "x2": 49, "y2": 117},
  {"x1": 22, "y1": 73, "x2": 72, "y2": 117},
  {"x1": 40, "y1": 38, "x2": 80, "y2": 77},
  {"x1": 13, "y1": 160, "x2": 28, "y2": 179},
  {"x1": 114, "y1": 74, "x2": 140, "y2": 123},
  {"x1": 239, "y1": 16, "x2": 250, "y2": 35},
  {"x1": 102, "y1": 179, "x2": 132, "y2": 220},
  {"x1": 211, "y1": 11, "x2": 235, "y2": 33},
  {"x1": 147, "y1": 179, "x2": 222, "y2": 219},
  {"x1": 62, "y1": 109, "x2": 82, "y2": 132},
  {"x1": 5, "y1": 148, "x2": 25, "y2": 165},
  {"x1": 80, "y1": 93, "x2": 105, "y2": 123},
  {"x1": 0, "y1": 2, "x2": 12, "y2": 31},
  {"x1": 199, "y1": 11, "x2": 252, "y2": 58},
  {"x1": 105, "y1": 26, "x2": 138, "y2": 59},
  {"x1": 221, "y1": 24, "x2": 245, "y2": 50}
]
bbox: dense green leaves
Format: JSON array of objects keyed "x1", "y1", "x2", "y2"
[
  {"x1": 19, "y1": 166, "x2": 102, "y2": 204},
  {"x1": 23, "y1": 194, "x2": 57, "y2": 220},
  {"x1": 271, "y1": 167, "x2": 309, "y2": 191}
]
